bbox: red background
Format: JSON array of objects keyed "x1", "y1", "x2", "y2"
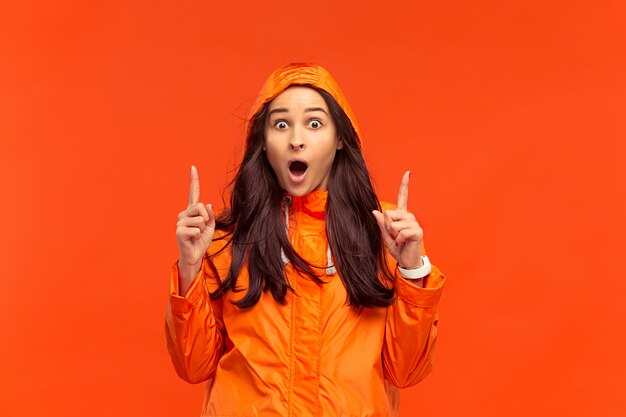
[{"x1": 1, "y1": 1, "x2": 625, "y2": 416}]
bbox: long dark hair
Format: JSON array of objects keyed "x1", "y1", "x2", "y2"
[{"x1": 210, "y1": 85, "x2": 395, "y2": 309}]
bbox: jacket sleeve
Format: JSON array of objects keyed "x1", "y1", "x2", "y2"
[
  {"x1": 382, "y1": 262, "x2": 445, "y2": 388},
  {"x1": 164, "y1": 255, "x2": 225, "y2": 384}
]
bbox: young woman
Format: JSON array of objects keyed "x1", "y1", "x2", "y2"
[{"x1": 165, "y1": 63, "x2": 446, "y2": 417}]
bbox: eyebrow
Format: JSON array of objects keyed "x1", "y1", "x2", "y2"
[{"x1": 268, "y1": 107, "x2": 329, "y2": 117}]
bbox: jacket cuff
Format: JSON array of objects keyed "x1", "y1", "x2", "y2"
[
  {"x1": 394, "y1": 263, "x2": 445, "y2": 308},
  {"x1": 169, "y1": 259, "x2": 206, "y2": 313}
]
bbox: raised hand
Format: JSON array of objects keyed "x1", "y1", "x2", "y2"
[
  {"x1": 372, "y1": 171, "x2": 424, "y2": 269},
  {"x1": 175, "y1": 165, "x2": 216, "y2": 287}
]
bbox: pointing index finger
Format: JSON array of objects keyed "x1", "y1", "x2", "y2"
[
  {"x1": 396, "y1": 170, "x2": 410, "y2": 212},
  {"x1": 188, "y1": 165, "x2": 200, "y2": 206}
]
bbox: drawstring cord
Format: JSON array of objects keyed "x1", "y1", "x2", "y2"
[
  {"x1": 281, "y1": 196, "x2": 336, "y2": 275},
  {"x1": 326, "y1": 245, "x2": 336, "y2": 275},
  {"x1": 280, "y1": 196, "x2": 291, "y2": 265}
]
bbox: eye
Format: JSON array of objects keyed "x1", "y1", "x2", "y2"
[
  {"x1": 274, "y1": 120, "x2": 288, "y2": 129},
  {"x1": 308, "y1": 119, "x2": 322, "y2": 129}
]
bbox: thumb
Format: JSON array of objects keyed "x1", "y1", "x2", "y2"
[
  {"x1": 206, "y1": 203, "x2": 216, "y2": 227},
  {"x1": 196, "y1": 203, "x2": 216, "y2": 244},
  {"x1": 372, "y1": 210, "x2": 385, "y2": 235},
  {"x1": 373, "y1": 210, "x2": 396, "y2": 250}
]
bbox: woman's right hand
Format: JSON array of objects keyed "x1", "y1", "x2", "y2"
[{"x1": 175, "y1": 165, "x2": 216, "y2": 290}]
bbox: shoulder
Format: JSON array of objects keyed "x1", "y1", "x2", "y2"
[
  {"x1": 209, "y1": 207, "x2": 233, "y2": 256},
  {"x1": 208, "y1": 228, "x2": 234, "y2": 261}
]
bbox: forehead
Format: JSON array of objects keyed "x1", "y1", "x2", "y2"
[{"x1": 268, "y1": 86, "x2": 328, "y2": 111}]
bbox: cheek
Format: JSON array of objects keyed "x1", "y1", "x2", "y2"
[
  {"x1": 321, "y1": 138, "x2": 340, "y2": 165},
  {"x1": 263, "y1": 144, "x2": 282, "y2": 174},
  {"x1": 326, "y1": 150, "x2": 338, "y2": 167},
  {"x1": 314, "y1": 149, "x2": 337, "y2": 177},
  {"x1": 263, "y1": 131, "x2": 280, "y2": 154}
]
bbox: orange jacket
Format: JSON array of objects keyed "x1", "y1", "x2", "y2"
[{"x1": 165, "y1": 63, "x2": 446, "y2": 416}]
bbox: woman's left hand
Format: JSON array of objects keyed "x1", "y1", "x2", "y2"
[{"x1": 372, "y1": 171, "x2": 424, "y2": 269}]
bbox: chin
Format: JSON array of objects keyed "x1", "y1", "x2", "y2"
[
  {"x1": 280, "y1": 179, "x2": 319, "y2": 197},
  {"x1": 284, "y1": 186, "x2": 312, "y2": 197}
]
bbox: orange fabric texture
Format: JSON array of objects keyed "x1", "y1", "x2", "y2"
[{"x1": 165, "y1": 64, "x2": 446, "y2": 416}]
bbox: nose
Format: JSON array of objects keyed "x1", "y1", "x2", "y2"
[{"x1": 289, "y1": 128, "x2": 305, "y2": 151}]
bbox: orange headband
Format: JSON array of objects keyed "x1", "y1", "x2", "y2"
[{"x1": 245, "y1": 62, "x2": 361, "y2": 147}]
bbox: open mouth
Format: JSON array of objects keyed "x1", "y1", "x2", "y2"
[{"x1": 289, "y1": 160, "x2": 308, "y2": 176}]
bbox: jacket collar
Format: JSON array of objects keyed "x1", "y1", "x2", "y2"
[{"x1": 284, "y1": 189, "x2": 327, "y2": 219}]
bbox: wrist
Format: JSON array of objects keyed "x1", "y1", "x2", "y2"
[
  {"x1": 398, "y1": 255, "x2": 431, "y2": 279},
  {"x1": 400, "y1": 256, "x2": 424, "y2": 270},
  {"x1": 178, "y1": 259, "x2": 202, "y2": 282}
]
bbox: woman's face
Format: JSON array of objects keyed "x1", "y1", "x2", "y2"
[{"x1": 264, "y1": 86, "x2": 343, "y2": 197}]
